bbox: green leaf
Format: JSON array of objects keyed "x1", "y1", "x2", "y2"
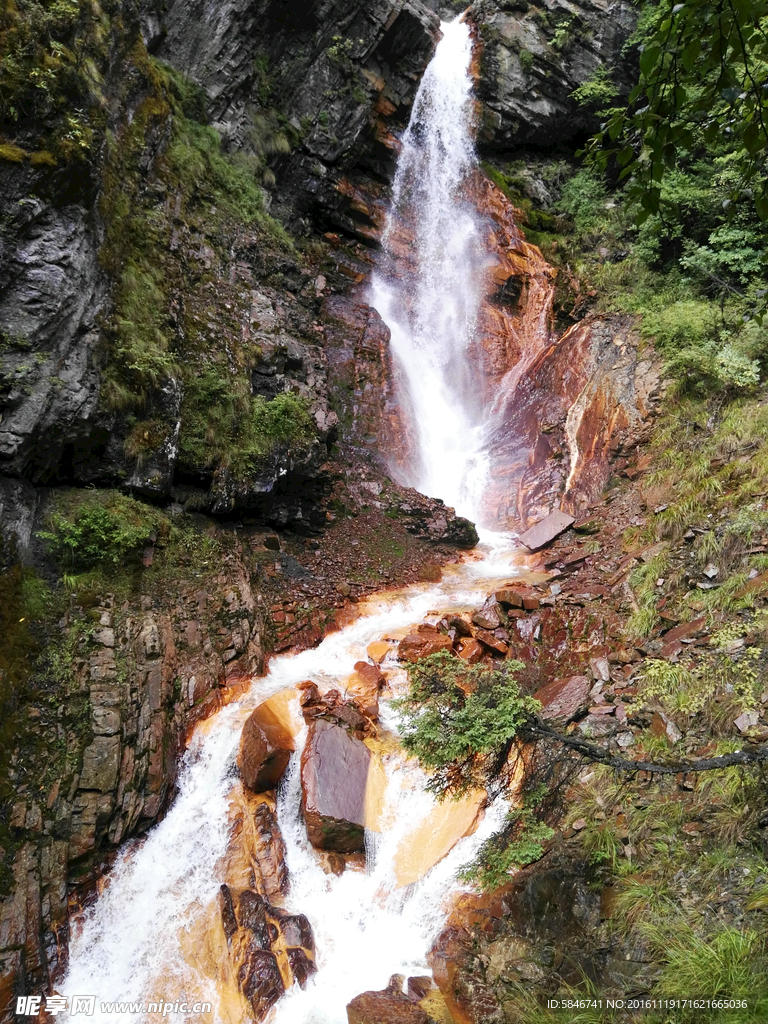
[
  {"x1": 743, "y1": 121, "x2": 763, "y2": 154},
  {"x1": 640, "y1": 45, "x2": 662, "y2": 77}
]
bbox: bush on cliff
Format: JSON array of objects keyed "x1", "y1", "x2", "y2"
[
  {"x1": 177, "y1": 372, "x2": 317, "y2": 482},
  {"x1": 398, "y1": 652, "x2": 768, "y2": 893},
  {"x1": 395, "y1": 651, "x2": 535, "y2": 797},
  {"x1": 40, "y1": 490, "x2": 165, "y2": 571}
]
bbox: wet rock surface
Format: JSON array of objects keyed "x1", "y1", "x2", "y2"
[
  {"x1": 398, "y1": 625, "x2": 455, "y2": 663},
  {"x1": 219, "y1": 884, "x2": 316, "y2": 1020},
  {"x1": 347, "y1": 974, "x2": 438, "y2": 1024},
  {"x1": 238, "y1": 702, "x2": 296, "y2": 793},
  {"x1": 300, "y1": 718, "x2": 371, "y2": 853}
]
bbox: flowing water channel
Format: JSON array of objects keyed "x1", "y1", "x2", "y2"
[{"x1": 62, "y1": 17, "x2": 526, "y2": 1023}]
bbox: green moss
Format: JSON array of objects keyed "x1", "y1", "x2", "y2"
[
  {"x1": 0, "y1": 0, "x2": 114, "y2": 161},
  {"x1": 178, "y1": 369, "x2": 316, "y2": 482},
  {"x1": 39, "y1": 489, "x2": 167, "y2": 571},
  {"x1": 29, "y1": 148, "x2": 57, "y2": 166},
  {"x1": 98, "y1": 48, "x2": 293, "y2": 419},
  {"x1": 0, "y1": 140, "x2": 26, "y2": 162},
  {"x1": 519, "y1": 48, "x2": 534, "y2": 72}
]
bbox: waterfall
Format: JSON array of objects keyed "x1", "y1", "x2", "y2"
[
  {"x1": 370, "y1": 18, "x2": 490, "y2": 525},
  {"x1": 59, "y1": 19, "x2": 525, "y2": 1024},
  {"x1": 60, "y1": 549, "x2": 519, "y2": 1024}
]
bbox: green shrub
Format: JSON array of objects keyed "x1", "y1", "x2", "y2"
[
  {"x1": 178, "y1": 372, "x2": 316, "y2": 482},
  {"x1": 557, "y1": 169, "x2": 609, "y2": 236},
  {"x1": 40, "y1": 491, "x2": 165, "y2": 571},
  {"x1": 570, "y1": 64, "x2": 618, "y2": 110},
  {"x1": 395, "y1": 651, "x2": 537, "y2": 797},
  {"x1": 519, "y1": 49, "x2": 534, "y2": 72},
  {"x1": 461, "y1": 811, "x2": 554, "y2": 890}
]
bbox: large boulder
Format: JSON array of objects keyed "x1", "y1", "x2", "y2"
[
  {"x1": 301, "y1": 719, "x2": 371, "y2": 853},
  {"x1": 238, "y1": 701, "x2": 295, "y2": 792},
  {"x1": 347, "y1": 975, "x2": 434, "y2": 1024},
  {"x1": 397, "y1": 626, "x2": 453, "y2": 663}
]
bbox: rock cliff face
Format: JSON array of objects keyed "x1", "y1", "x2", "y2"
[
  {"x1": 0, "y1": 0, "x2": 645, "y2": 1012},
  {"x1": 469, "y1": 0, "x2": 638, "y2": 152},
  {"x1": 140, "y1": 0, "x2": 441, "y2": 228}
]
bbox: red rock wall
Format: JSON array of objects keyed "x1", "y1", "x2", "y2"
[{"x1": 341, "y1": 166, "x2": 660, "y2": 531}]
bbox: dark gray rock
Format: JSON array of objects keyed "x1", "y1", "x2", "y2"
[
  {"x1": 139, "y1": 0, "x2": 440, "y2": 226},
  {"x1": 0, "y1": 197, "x2": 107, "y2": 482},
  {"x1": 519, "y1": 510, "x2": 574, "y2": 550},
  {"x1": 469, "y1": 0, "x2": 637, "y2": 152}
]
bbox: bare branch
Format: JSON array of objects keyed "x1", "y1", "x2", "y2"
[{"x1": 530, "y1": 719, "x2": 768, "y2": 776}]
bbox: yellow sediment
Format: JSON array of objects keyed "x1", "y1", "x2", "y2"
[
  {"x1": 362, "y1": 741, "x2": 390, "y2": 833},
  {"x1": 254, "y1": 687, "x2": 303, "y2": 742},
  {"x1": 420, "y1": 989, "x2": 458, "y2": 1023},
  {"x1": 174, "y1": 900, "x2": 251, "y2": 1024},
  {"x1": 394, "y1": 789, "x2": 486, "y2": 887}
]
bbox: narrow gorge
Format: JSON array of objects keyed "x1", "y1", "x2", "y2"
[{"x1": 2, "y1": 2, "x2": 768, "y2": 1023}]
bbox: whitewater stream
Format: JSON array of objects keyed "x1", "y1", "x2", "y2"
[{"x1": 62, "y1": 17, "x2": 525, "y2": 1024}]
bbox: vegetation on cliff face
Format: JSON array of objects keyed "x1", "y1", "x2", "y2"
[
  {"x1": 585, "y1": 0, "x2": 768, "y2": 223},
  {"x1": 0, "y1": 0, "x2": 113, "y2": 163},
  {"x1": 95, "y1": 45, "x2": 316, "y2": 491}
]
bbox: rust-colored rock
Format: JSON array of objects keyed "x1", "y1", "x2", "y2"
[
  {"x1": 345, "y1": 661, "x2": 386, "y2": 718},
  {"x1": 225, "y1": 790, "x2": 288, "y2": 899},
  {"x1": 347, "y1": 975, "x2": 432, "y2": 1024},
  {"x1": 447, "y1": 615, "x2": 472, "y2": 637},
  {"x1": 472, "y1": 628, "x2": 508, "y2": 655},
  {"x1": 299, "y1": 685, "x2": 369, "y2": 735},
  {"x1": 218, "y1": 884, "x2": 317, "y2": 1014},
  {"x1": 533, "y1": 675, "x2": 590, "y2": 724},
  {"x1": 238, "y1": 702, "x2": 295, "y2": 793},
  {"x1": 397, "y1": 632, "x2": 453, "y2": 663},
  {"x1": 495, "y1": 587, "x2": 525, "y2": 608},
  {"x1": 287, "y1": 947, "x2": 316, "y2": 989},
  {"x1": 301, "y1": 719, "x2": 371, "y2": 853},
  {"x1": 456, "y1": 638, "x2": 485, "y2": 664},
  {"x1": 239, "y1": 948, "x2": 284, "y2": 1019},
  {"x1": 471, "y1": 598, "x2": 502, "y2": 630}
]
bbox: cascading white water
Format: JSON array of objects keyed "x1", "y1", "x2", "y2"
[
  {"x1": 61, "y1": 542, "x2": 521, "y2": 1024},
  {"x1": 60, "y1": 18, "x2": 524, "y2": 1024},
  {"x1": 370, "y1": 18, "x2": 490, "y2": 524}
]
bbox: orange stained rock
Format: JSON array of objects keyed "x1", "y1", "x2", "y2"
[
  {"x1": 223, "y1": 785, "x2": 287, "y2": 900},
  {"x1": 176, "y1": 899, "x2": 251, "y2": 1024},
  {"x1": 420, "y1": 989, "x2": 457, "y2": 1024},
  {"x1": 258, "y1": 687, "x2": 304, "y2": 741},
  {"x1": 362, "y1": 738, "x2": 391, "y2": 833},
  {"x1": 393, "y1": 789, "x2": 486, "y2": 887},
  {"x1": 367, "y1": 640, "x2": 394, "y2": 664}
]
